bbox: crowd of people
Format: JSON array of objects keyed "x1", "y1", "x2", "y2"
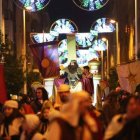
[
  {"x1": 0, "y1": 83, "x2": 140, "y2": 140},
  {"x1": 0, "y1": 60, "x2": 140, "y2": 140}
]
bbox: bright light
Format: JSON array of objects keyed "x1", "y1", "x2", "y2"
[
  {"x1": 110, "y1": 20, "x2": 116, "y2": 24},
  {"x1": 31, "y1": 33, "x2": 56, "y2": 43},
  {"x1": 90, "y1": 18, "x2": 116, "y2": 33},
  {"x1": 50, "y1": 19, "x2": 78, "y2": 34},
  {"x1": 25, "y1": 6, "x2": 33, "y2": 11},
  {"x1": 76, "y1": 49, "x2": 99, "y2": 66},
  {"x1": 75, "y1": 33, "x2": 96, "y2": 48},
  {"x1": 16, "y1": 0, "x2": 51, "y2": 12},
  {"x1": 92, "y1": 39, "x2": 107, "y2": 51},
  {"x1": 58, "y1": 39, "x2": 68, "y2": 67},
  {"x1": 72, "y1": 0, "x2": 110, "y2": 11},
  {"x1": 102, "y1": 38, "x2": 107, "y2": 41}
]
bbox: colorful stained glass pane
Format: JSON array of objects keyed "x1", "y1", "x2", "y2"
[
  {"x1": 73, "y1": 0, "x2": 109, "y2": 11},
  {"x1": 50, "y1": 19, "x2": 78, "y2": 36},
  {"x1": 30, "y1": 33, "x2": 57, "y2": 43},
  {"x1": 75, "y1": 33, "x2": 97, "y2": 48},
  {"x1": 58, "y1": 39, "x2": 68, "y2": 67},
  {"x1": 90, "y1": 18, "x2": 116, "y2": 33},
  {"x1": 92, "y1": 39, "x2": 107, "y2": 51},
  {"x1": 76, "y1": 48, "x2": 98, "y2": 66},
  {"x1": 15, "y1": 0, "x2": 50, "y2": 12}
]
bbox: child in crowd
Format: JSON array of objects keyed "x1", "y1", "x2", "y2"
[{"x1": 39, "y1": 101, "x2": 53, "y2": 135}]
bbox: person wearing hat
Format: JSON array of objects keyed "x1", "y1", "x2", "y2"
[
  {"x1": 48, "y1": 91, "x2": 102, "y2": 140},
  {"x1": 54, "y1": 84, "x2": 71, "y2": 111},
  {"x1": 20, "y1": 114, "x2": 46, "y2": 140},
  {"x1": 0, "y1": 100, "x2": 24, "y2": 140}
]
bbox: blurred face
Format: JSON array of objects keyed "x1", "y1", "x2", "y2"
[
  {"x1": 19, "y1": 107, "x2": 25, "y2": 115},
  {"x1": 4, "y1": 107, "x2": 14, "y2": 117},
  {"x1": 43, "y1": 108, "x2": 50, "y2": 119},
  {"x1": 100, "y1": 81, "x2": 107, "y2": 89},
  {"x1": 59, "y1": 91, "x2": 70, "y2": 103},
  {"x1": 79, "y1": 99, "x2": 89, "y2": 115},
  {"x1": 127, "y1": 97, "x2": 137, "y2": 119},
  {"x1": 36, "y1": 89, "x2": 43, "y2": 100},
  {"x1": 70, "y1": 62, "x2": 74, "y2": 66},
  {"x1": 83, "y1": 68, "x2": 88, "y2": 73}
]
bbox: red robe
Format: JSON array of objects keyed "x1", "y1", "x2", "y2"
[{"x1": 82, "y1": 72, "x2": 94, "y2": 96}]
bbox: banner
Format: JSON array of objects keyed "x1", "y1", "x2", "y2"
[
  {"x1": 0, "y1": 64, "x2": 7, "y2": 104},
  {"x1": 117, "y1": 61, "x2": 140, "y2": 93},
  {"x1": 29, "y1": 42, "x2": 60, "y2": 78}
]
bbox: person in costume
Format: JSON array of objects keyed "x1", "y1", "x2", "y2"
[
  {"x1": 63, "y1": 60, "x2": 82, "y2": 92},
  {"x1": 82, "y1": 66, "x2": 94, "y2": 96}
]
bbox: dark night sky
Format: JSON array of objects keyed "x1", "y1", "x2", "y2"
[{"x1": 44, "y1": 0, "x2": 114, "y2": 32}]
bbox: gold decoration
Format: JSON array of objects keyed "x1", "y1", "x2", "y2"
[
  {"x1": 41, "y1": 58, "x2": 49, "y2": 68},
  {"x1": 126, "y1": 73, "x2": 136, "y2": 83},
  {"x1": 60, "y1": 65, "x2": 64, "y2": 70}
]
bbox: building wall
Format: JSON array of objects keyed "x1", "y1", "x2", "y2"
[{"x1": 114, "y1": 0, "x2": 140, "y2": 62}]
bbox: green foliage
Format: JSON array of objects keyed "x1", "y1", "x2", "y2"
[
  {"x1": 108, "y1": 67, "x2": 118, "y2": 90},
  {"x1": 4, "y1": 55, "x2": 24, "y2": 97},
  {"x1": 0, "y1": 31, "x2": 24, "y2": 97}
]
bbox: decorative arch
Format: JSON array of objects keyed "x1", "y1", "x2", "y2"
[
  {"x1": 14, "y1": 0, "x2": 51, "y2": 12},
  {"x1": 50, "y1": 18, "x2": 78, "y2": 36}
]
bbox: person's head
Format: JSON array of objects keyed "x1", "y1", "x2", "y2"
[
  {"x1": 36, "y1": 87, "x2": 48, "y2": 101},
  {"x1": 83, "y1": 66, "x2": 90, "y2": 73},
  {"x1": 106, "y1": 91, "x2": 118, "y2": 103},
  {"x1": 57, "y1": 84, "x2": 70, "y2": 103},
  {"x1": 20, "y1": 94, "x2": 31, "y2": 104},
  {"x1": 118, "y1": 90, "x2": 130, "y2": 113},
  {"x1": 70, "y1": 60, "x2": 77, "y2": 66},
  {"x1": 22, "y1": 114, "x2": 40, "y2": 133},
  {"x1": 3, "y1": 100, "x2": 18, "y2": 117},
  {"x1": 41, "y1": 101, "x2": 53, "y2": 119},
  {"x1": 70, "y1": 91, "x2": 90, "y2": 115},
  {"x1": 68, "y1": 60, "x2": 79, "y2": 74},
  {"x1": 126, "y1": 96, "x2": 137, "y2": 119}
]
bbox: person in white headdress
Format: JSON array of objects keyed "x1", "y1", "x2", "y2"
[
  {"x1": 54, "y1": 84, "x2": 71, "y2": 111},
  {"x1": 48, "y1": 90, "x2": 101, "y2": 140},
  {"x1": 0, "y1": 100, "x2": 24, "y2": 140}
]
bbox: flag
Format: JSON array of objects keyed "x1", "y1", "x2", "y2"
[
  {"x1": 0, "y1": 64, "x2": 7, "y2": 104},
  {"x1": 117, "y1": 60, "x2": 140, "y2": 93},
  {"x1": 29, "y1": 41, "x2": 60, "y2": 78}
]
